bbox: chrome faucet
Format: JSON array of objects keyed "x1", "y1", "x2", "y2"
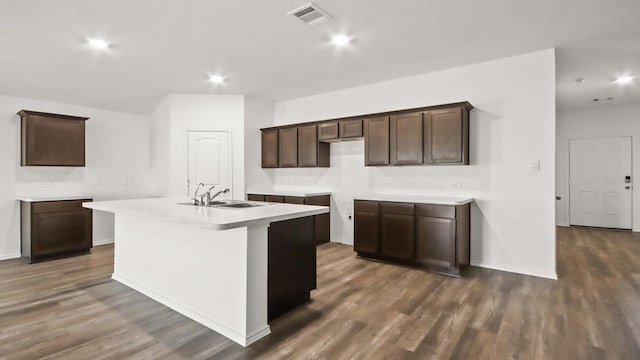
[
  {"x1": 192, "y1": 183, "x2": 205, "y2": 205},
  {"x1": 206, "y1": 187, "x2": 230, "y2": 206}
]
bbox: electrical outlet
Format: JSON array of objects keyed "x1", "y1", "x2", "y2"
[
  {"x1": 451, "y1": 181, "x2": 462, "y2": 189},
  {"x1": 38, "y1": 182, "x2": 50, "y2": 188},
  {"x1": 346, "y1": 206, "x2": 353, "y2": 215}
]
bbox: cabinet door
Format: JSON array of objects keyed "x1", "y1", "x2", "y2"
[
  {"x1": 424, "y1": 107, "x2": 468, "y2": 164},
  {"x1": 380, "y1": 202, "x2": 414, "y2": 262},
  {"x1": 261, "y1": 130, "x2": 279, "y2": 168},
  {"x1": 364, "y1": 117, "x2": 390, "y2": 166},
  {"x1": 278, "y1": 128, "x2": 298, "y2": 167},
  {"x1": 340, "y1": 120, "x2": 363, "y2": 138},
  {"x1": 31, "y1": 201, "x2": 92, "y2": 259},
  {"x1": 20, "y1": 111, "x2": 87, "y2": 167},
  {"x1": 298, "y1": 124, "x2": 318, "y2": 167},
  {"x1": 265, "y1": 195, "x2": 285, "y2": 203},
  {"x1": 354, "y1": 201, "x2": 380, "y2": 255},
  {"x1": 305, "y1": 195, "x2": 331, "y2": 245},
  {"x1": 284, "y1": 196, "x2": 305, "y2": 204},
  {"x1": 247, "y1": 194, "x2": 265, "y2": 202},
  {"x1": 415, "y1": 215, "x2": 456, "y2": 269},
  {"x1": 318, "y1": 122, "x2": 339, "y2": 141},
  {"x1": 390, "y1": 112, "x2": 423, "y2": 165}
]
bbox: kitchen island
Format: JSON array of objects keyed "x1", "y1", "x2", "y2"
[{"x1": 84, "y1": 197, "x2": 329, "y2": 347}]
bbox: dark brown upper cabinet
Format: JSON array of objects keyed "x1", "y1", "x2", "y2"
[
  {"x1": 364, "y1": 117, "x2": 390, "y2": 166},
  {"x1": 318, "y1": 122, "x2": 339, "y2": 141},
  {"x1": 424, "y1": 106, "x2": 469, "y2": 165},
  {"x1": 260, "y1": 102, "x2": 472, "y2": 168},
  {"x1": 19, "y1": 110, "x2": 89, "y2": 167},
  {"x1": 261, "y1": 129, "x2": 279, "y2": 168},
  {"x1": 298, "y1": 124, "x2": 329, "y2": 167},
  {"x1": 390, "y1": 112, "x2": 423, "y2": 165},
  {"x1": 339, "y1": 119, "x2": 363, "y2": 139},
  {"x1": 278, "y1": 127, "x2": 298, "y2": 167}
]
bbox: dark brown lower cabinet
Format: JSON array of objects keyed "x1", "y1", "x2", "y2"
[
  {"x1": 353, "y1": 200, "x2": 380, "y2": 255},
  {"x1": 354, "y1": 200, "x2": 470, "y2": 276},
  {"x1": 21, "y1": 199, "x2": 93, "y2": 263},
  {"x1": 268, "y1": 216, "x2": 315, "y2": 321},
  {"x1": 380, "y1": 202, "x2": 414, "y2": 262},
  {"x1": 248, "y1": 193, "x2": 331, "y2": 245}
]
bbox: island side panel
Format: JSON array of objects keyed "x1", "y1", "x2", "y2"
[{"x1": 111, "y1": 213, "x2": 270, "y2": 346}]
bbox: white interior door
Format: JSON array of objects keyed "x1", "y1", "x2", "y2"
[
  {"x1": 569, "y1": 137, "x2": 632, "y2": 229},
  {"x1": 187, "y1": 131, "x2": 232, "y2": 199}
]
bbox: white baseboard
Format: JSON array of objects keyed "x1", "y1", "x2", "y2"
[
  {"x1": 470, "y1": 261, "x2": 558, "y2": 280},
  {"x1": 0, "y1": 252, "x2": 21, "y2": 261},
  {"x1": 93, "y1": 238, "x2": 114, "y2": 246},
  {"x1": 112, "y1": 273, "x2": 270, "y2": 347}
]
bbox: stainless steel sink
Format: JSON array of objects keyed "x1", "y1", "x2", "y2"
[
  {"x1": 215, "y1": 202, "x2": 265, "y2": 209},
  {"x1": 177, "y1": 200, "x2": 267, "y2": 209}
]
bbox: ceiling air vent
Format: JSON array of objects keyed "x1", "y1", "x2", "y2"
[{"x1": 289, "y1": 3, "x2": 332, "y2": 26}]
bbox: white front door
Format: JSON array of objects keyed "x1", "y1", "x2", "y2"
[
  {"x1": 187, "y1": 131, "x2": 232, "y2": 199},
  {"x1": 569, "y1": 137, "x2": 632, "y2": 229}
]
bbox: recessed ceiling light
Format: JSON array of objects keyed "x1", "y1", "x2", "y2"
[
  {"x1": 615, "y1": 75, "x2": 635, "y2": 84},
  {"x1": 87, "y1": 38, "x2": 110, "y2": 50},
  {"x1": 331, "y1": 34, "x2": 351, "y2": 47},
  {"x1": 208, "y1": 75, "x2": 226, "y2": 85}
]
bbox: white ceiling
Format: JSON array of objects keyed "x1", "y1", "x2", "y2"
[{"x1": 0, "y1": 0, "x2": 638, "y2": 114}]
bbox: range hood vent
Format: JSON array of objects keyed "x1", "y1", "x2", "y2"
[{"x1": 289, "y1": 3, "x2": 332, "y2": 26}]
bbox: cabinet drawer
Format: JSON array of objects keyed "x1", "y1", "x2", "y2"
[
  {"x1": 305, "y1": 195, "x2": 330, "y2": 206},
  {"x1": 32, "y1": 200, "x2": 91, "y2": 214},
  {"x1": 354, "y1": 200, "x2": 379, "y2": 213},
  {"x1": 415, "y1": 204, "x2": 456, "y2": 219},
  {"x1": 381, "y1": 202, "x2": 414, "y2": 216},
  {"x1": 285, "y1": 196, "x2": 305, "y2": 204},
  {"x1": 265, "y1": 195, "x2": 285, "y2": 203},
  {"x1": 247, "y1": 194, "x2": 265, "y2": 202}
]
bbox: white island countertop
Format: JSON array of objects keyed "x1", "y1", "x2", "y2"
[
  {"x1": 84, "y1": 197, "x2": 329, "y2": 230},
  {"x1": 353, "y1": 194, "x2": 474, "y2": 206},
  {"x1": 17, "y1": 195, "x2": 93, "y2": 202}
]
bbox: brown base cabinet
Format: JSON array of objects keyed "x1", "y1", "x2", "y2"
[
  {"x1": 21, "y1": 199, "x2": 93, "y2": 263},
  {"x1": 268, "y1": 216, "x2": 316, "y2": 321},
  {"x1": 247, "y1": 193, "x2": 331, "y2": 245},
  {"x1": 354, "y1": 200, "x2": 470, "y2": 276}
]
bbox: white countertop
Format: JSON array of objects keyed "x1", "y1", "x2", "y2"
[
  {"x1": 246, "y1": 190, "x2": 331, "y2": 197},
  {"x1": 17, "y1": 195, "x2": 93, "y2": 202},
  {"x1": 84, "y1": 197, "x2": 329, "y2": 230},
  {"x1": 353, "y1": 194, "x2": 474, "y2": 206}
]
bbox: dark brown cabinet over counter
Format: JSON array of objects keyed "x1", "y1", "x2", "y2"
[
  {"x1": 364, "y1": 117, "x2": 390, "y2": 166},
  {"x1": 260, "y1": 101, "x2": 472, "y2": 168},
  {"x1": 247, "y1": 192, "x2": 331, "y2": 245},
  {"x1": 261, "y1": 129, "x2": 279, "y2": 168},
  {"x1": 19, "y1": 110, "x2": 89, "y2": 167},
  {"x1": 20, "y1": 198, "x2": 93, "y2": 263},
  {"x1": 353, "y1": 197, "x2": 471, "y2": 276}
]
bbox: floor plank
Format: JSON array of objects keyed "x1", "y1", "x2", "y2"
[{"x1": 1, "y1": 226, "x2": 639, "y2": 359}]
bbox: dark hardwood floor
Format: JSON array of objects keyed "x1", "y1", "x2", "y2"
[{"x1": 1, "y1": 227, "x2": 639, "y2": 359}]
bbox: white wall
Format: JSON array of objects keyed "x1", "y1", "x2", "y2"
[
  {"x1": 254, "y1": 49, "x2": 557, "y2": 279},
  {"x1": 556, "y1": 104, "x2": 640, "y2": 231},
  {"x1": 0, "y1": 93, "x2": 150, "y2": 259},
  {"x1": 150, "y1": 94, "x2": 246, "y2": 200},
  {"x1": 244, "y1": 96, "x2": 276, "y2": 193}
]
